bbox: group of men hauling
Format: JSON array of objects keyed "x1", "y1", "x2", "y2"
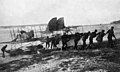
[
  {"x1": 1, "y1": 26, "x2": 117, "y2": 58},
  {"x1": 46, "y1": 26, "x2": 117, "y2": 50}
]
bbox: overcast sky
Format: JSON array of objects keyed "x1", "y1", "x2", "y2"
[{"x1": 0, "y1": 0, "x2": 120, "y2": 26}]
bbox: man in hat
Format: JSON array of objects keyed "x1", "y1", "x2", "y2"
[{"x1": 106, "y1": 26, "x2": 116, "y2": 48}]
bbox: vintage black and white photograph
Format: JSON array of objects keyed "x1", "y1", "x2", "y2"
[{"x1": 0, "y1": 0, "x2": 120, "y2": 72}]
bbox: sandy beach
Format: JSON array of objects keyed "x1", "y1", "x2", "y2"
[{"x1": 0, "y1": 24, "x2": 120, "y2": 72}]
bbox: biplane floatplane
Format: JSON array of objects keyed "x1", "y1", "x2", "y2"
[
  {"x1": 0, "y1": 17, "x2": 69, "y2": 46},
  {"x1": 0, "y1": 17, "x2": 78, "y2": 51}
]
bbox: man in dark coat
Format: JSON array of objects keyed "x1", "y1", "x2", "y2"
[
  {"x1": 96, "y1": 30, "x2": 106, "y2": 48},
  {"x1": 106, "y1": 26, "x2": 116, "y2": 48},
  {"x1": 61, "y1": 33, "x2": 69, "y2": 50},
  {"x1": 51, "y1": 35, "x2": 56, "y2": 49},
  {"x1": 74, "y1": 32, "x2": 83, "y2": 49},
  {"x1": 46, "y1": 36, "x2": 50, "y2": 48},
  {"x1": 82, "y1": 31, "x2": 90, "y2": 48},
  {"x1": 88, "y1": 29, "x2": 98, "y2": 48},
  {"x1": 1, "y1": 45, "x2": 7, "y2": 58}
]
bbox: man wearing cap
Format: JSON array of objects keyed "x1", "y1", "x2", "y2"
[
  {"x1": 88, "y1": 29, "x2": 98, "y2": 48},
  {"x1": 106, "y1": 26, "x2": 116, "y2": 48}
]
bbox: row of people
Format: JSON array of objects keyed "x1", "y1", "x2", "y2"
[
  {"x1": 1, "y1": 27, "x2": 116, "y2": 58},
  {"x1": 87, "y1": 26, "x2": 116, "y2": 48},
  {"x1": 45, "y1": 26, "x2": 116, "y2": 50},
  {"x1": 46, "y1": 34, "x2": 61, "y2": 49}
]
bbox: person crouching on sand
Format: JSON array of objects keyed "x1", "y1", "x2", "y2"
[{"x1": 1, "y1": 45, "x2": 7, "y2": 58}]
